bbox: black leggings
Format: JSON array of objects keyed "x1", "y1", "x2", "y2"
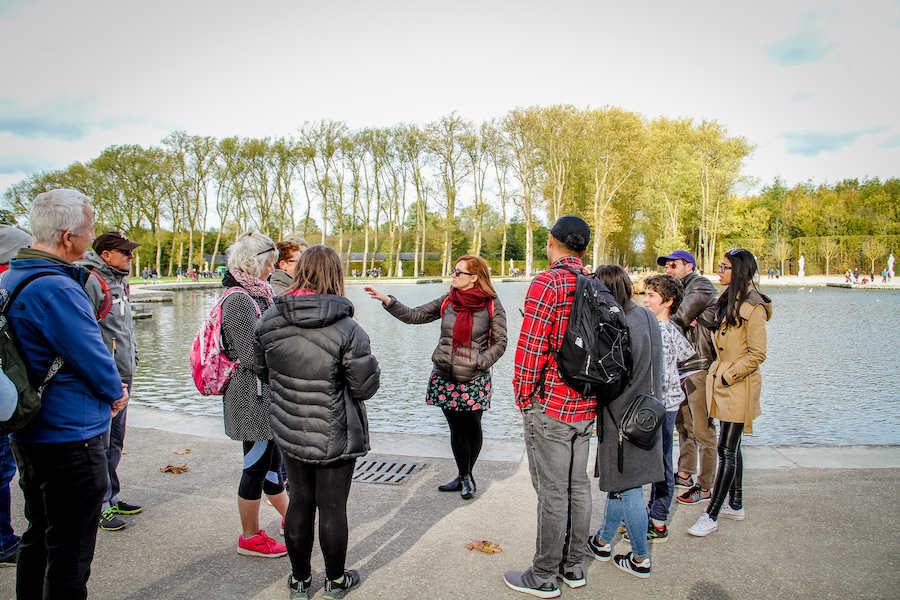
[
  {"x1": 283, "y1": 457, "x2": 355, "y2": 581},
  {"x1": 442, "y1": 409, "x2": 483, "y2": 477},
  {"x1": 239, "y1": 440, "x2": 285, "y2": 500},
  {"x1": 707, "y1": 421, "x2": 744, "y2": 518}
]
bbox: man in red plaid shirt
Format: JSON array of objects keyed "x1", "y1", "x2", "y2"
[{"x1": 504, "y1": 215, "x2": 595, "y2": 598}]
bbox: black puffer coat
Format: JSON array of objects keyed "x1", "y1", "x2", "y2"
[
  {"x1": 383, "y1": 292, "x2": 507, "y2": 383},
  {"x1": 254, "y1": 293, "x2": 380, "y2": 465}
]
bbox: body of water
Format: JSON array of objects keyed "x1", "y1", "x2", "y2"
[{"x1": 132, "y1": 282, "x2": 900, "y2": 445}]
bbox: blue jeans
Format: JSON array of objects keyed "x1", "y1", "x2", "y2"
[
  {"x1": 596, "y1": 487, "x2": 649, "y2": 559},
  {"x1": 647, "y1": 410, "x2": 677, "y2": 522},
  {"x1": 0, "y1": 434, "x2": 18, "y2": 553},
  {"x1": 522, "y1": 404, "x2": 594, "y2": 577}
]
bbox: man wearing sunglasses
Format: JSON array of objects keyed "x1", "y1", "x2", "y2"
[
  {"x1": 78, "y1": 232, "x2": 142, "y2": 532},
  {"x1": 655, "y1": 250, "x2": 718, "y2": 505}
]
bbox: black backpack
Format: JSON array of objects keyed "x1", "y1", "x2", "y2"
[
  {"x1": 0, "y1": 272, "x2": 66, "y2": 435},
  {"x1": 544, "y1": 264, "x2": 631, "y2": 403}
]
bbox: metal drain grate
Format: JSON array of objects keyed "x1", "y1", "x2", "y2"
[{"x1": 352, "y1": 459, "x2": 426, "y2": 485}]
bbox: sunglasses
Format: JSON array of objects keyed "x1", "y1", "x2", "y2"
[
  {"x1": 109, "y1": 248, "x2": 134, "y2": 257},
  {"x1": 451, "y1": 268, "x2": 475, "y2": 277},
  {"x1": 664, "y1": 261, "x2": 682, "y2": 269},
  {"x1": 256, "y1": 246, "x2": 276, "y2": 256}
]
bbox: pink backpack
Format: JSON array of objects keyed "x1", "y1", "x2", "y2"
[{"x1": 190, "y1": 287, "x2": 260, "y2": 396}]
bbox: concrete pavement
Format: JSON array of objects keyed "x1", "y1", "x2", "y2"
[{"x1": 0, "y1": 404, "x2": 897, "y2": 600}]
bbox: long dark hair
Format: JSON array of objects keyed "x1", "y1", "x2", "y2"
[
  {"x1": 714, "y1": 248, "x2": 768, "y2": 329},
  {"x1": 594, "y1": 264, "x2": 632, "y2": 308}
]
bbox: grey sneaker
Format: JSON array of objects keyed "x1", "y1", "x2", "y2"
[
  {"x1": 0, "y1": 542, "x2": 19, "y2": 567},
  {"x1": 288, "y1": 574, "x2": 311, "y2": 600},
  {"x1": 503, "y1": 568, "x2": 561, "y2": 598},
  {"x1": 323, "y1": 569, "x2": 360, "y2": 599},
  {"x1": 99, "y1": 508, "x2": 126, "y2": 531},
  {"x1": 556, "y1": 564, "x2": 586, "y2": 588}
]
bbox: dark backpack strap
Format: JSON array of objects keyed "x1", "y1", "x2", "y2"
[{"x1": 2, "y1": 272, "x2": 62, "y2": 317}]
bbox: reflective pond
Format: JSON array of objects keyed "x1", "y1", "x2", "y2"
[{"x1": 132, "y1": 283, "x2": 900, "y2": 445}]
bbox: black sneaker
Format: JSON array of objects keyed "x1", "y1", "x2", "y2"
[
  {"x1": 556, "y1": 564, "x2": 586, "y2": 588},
  {"x1": 112, "y1": 500, "x2": 142, "y2": 515},
  {"x1": 623, "y1": 523, "x2": 668, "y2": 544},
  {"x1": 675, "y1": 474, "x2": 694, "y2": 490},
  {"x1": 613, "y1": 552, "x2": 651, "y2": 579},
  {"x1": 586, "y1": 535, "x2": 612, "y2": 562},
  {"x1": 323, "y1": 569, "x2": 360, "y2": 599},
  {"x1": 503, "y1": 568, "x2": 560, "y2": 598},
  {"x1": 0, "y1": 542, "x2": 19, "y2": 567},
  {"x1": 99, "y1": 508, "x2": 126, "y2": 531},
  {"x1": 288, "y1": 574, "x2": 311, "y2": 600}
]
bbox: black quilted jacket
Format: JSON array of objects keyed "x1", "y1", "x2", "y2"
[{"x1": 254, "y1": 293, "x2": 380, "y2": 465}]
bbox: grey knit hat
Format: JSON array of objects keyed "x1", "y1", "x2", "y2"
[{"x1": 0, "y1": 225, "x2": 32, "y2": 264}]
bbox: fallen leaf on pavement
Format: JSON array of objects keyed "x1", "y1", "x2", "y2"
[
  {"x1": 174, "y1": 449, "x2": 192, "y2": 455},
  {"x1": 161, "y1": 464, "x2": 188, "y2": 474},
  {"x1": 466, "y1": 540, "x2": 502, "y2": 554}
]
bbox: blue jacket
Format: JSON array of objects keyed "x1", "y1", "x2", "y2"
[{"x1": 2, "y1": 257, "x2": 123, "y2": 443}]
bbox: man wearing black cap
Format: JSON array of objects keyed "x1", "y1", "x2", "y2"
[
  {"x1": 506, "y1": 215, "x2": 595, "y2": 597},
  {"x1": 77, "y1": 232, "x2": 142, "y2": 531},
  {"x1": 655, "y1": 250, "x2": 718, "y2": 505}
]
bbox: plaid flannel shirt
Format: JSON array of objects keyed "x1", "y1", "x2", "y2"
[{"x1": 513, "y1": 255, "x2": 597, "y2": 422}]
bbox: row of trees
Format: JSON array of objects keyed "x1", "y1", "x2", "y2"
[{"x1": 4, "y1": 106, "x2": 757, "y2": 277}]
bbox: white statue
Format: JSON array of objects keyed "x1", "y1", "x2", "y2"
[
  {"x1": 397, "y1": 260, "x2": 403, "y2": 278},
  {"x1": 798, "y1": 255, "x2": 805, "y2": 278},
  {"x1": 509, "y1": 258, "x2": 514, "y2": 274},
  {"x1": 889, "y1": 253, "x2": 895, "y2": 278}
]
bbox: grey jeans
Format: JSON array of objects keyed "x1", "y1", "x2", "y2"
[{"x1": 522, "y1": 403, "x2": 594, "y2": 578}]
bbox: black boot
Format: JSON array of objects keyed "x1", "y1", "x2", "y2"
[
  {"x1": 438, "y1": 476, "x2": 462, "y2": 492},
  {"x1": 460, "y1": 474, "x2": 475, "y2": 500}
]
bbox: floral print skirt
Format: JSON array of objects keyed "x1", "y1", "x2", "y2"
[{"x1": 425, "y1": 370, "x2": 491, "y2": 411}]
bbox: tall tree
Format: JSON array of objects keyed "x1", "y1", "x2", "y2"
[{"x1": 427, "y1": 112, "x2": 472, "y2": 275}]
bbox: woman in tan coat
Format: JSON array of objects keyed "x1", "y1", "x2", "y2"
[{"x1": 689, "y1": 248, "x2": 772, "y2": 537}]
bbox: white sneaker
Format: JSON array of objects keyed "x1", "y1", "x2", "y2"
[
  {"x1": 688, "y1": 513, "x2": 719, "y2": 537},
  {"x1": 719, "y1": 505, "x2": 745, "y2": 521}
]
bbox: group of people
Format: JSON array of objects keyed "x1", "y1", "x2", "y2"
[{"x1": 0, "y1": 189, "x2": 774, "y2": 599}]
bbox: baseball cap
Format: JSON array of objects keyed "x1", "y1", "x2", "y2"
[
  {"x1": 93, "y1": 231, "x2": 141, "y2": 255},
  {"x1": 0, "y1": 225, "x2": 33, "y2": 264},
  {"x1": 656, "y1": 250, "x2": 696, "y2": 269},
  {"x1": 549, "y1": 215, "x2": 591, "y2": 253}
]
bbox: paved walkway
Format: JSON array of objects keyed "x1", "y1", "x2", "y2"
[{"x1": 1, "y1": 404, "x2": 897, "y2": 600}]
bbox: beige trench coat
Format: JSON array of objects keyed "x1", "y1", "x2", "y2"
[{"x1": 706, "y1": 290, "x2": 772, "y2": 431}]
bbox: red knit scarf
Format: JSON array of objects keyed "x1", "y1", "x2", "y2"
[{"x1": 449, "y1": 287, "x2": 491, "y2": 356}]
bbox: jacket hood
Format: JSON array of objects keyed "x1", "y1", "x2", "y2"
[
  {"x1": 273, "y1": 294, "x2": 355, "y2": 329},
  {"x1": 740, "y1": 289, "x2": 773, "y2": 321},
  {"x1": 77, "y1": 252, "x2": 129, "y2": 279}
]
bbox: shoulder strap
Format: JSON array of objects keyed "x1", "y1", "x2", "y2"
[
  {"x1": 88, "y1": 269, "x2": 113, "y2": 320},
  {"x1": 440, "y1": 295, "x2": 451, "y2": 318},
  {"x1": 220, "y1": 286, "x2": 261, "y2": 317},
  {"x1": 2, "y1": 272, "x2": 62, "y2": 318}
]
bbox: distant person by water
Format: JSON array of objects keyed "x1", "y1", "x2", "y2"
[
  {"x1": 688, "y1": 248, "x2": 772, "y2": 538},
  {"x1": 365, "y1": 255, "x2": 507, "y2": 501}
]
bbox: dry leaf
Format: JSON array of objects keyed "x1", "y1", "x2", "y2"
[
  {"x1": 122, "y1": 451, "x2": 127, "y2": 455},
  {"x1": 161, "y1": 464, "x2": 188, "y2": 474},
  {"x1": 174, "y1": 449, "x2": 192, "y2": 455},
  {"x1": 466, "y1": 540, "x2": 502, "y2": 554}
]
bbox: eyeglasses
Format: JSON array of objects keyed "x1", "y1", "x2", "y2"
[
  {"x1": 451, "y1": 268, "x2": 475, "y2": 277},
  {"x1": 717, "y1": 264, "x2": 733, "y2": 272},
  {"x1": 664, "y1": 261, "x2": 681, "y2": 269},
  {"x1": 256, "y1": 246, "x2": 276, "y2": 256}
]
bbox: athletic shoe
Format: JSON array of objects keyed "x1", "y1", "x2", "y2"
[
  {"x1": 613, "y1": 552, "x2": 651, "y2": 578},
  {"x1": 237, "y1": 530, "x2": 288, "y2": 558},
  {"x1": 719, "y1": 504, "x2": 745, "y2": 521},
  {"x1": 587, "y1": 535, "x2": 612, "y2": 562},
  {"x1": 323, "y1": 569, "x2": 361, "y2": 599},
  {"x1": 503, "y1": 568, "x2": 561, "y2": 598},
  {"x1": 674, "y1": 474, "x2": 694, "y2": 490},
  {"x1": 99, "y1": 508, "x2": 126, "y2": 531},
  {"x1": 625, "y1": 523, "x2": 668, "y2": 544},
  {"x1": 288, "y1": 574, "x2": 311, "y2": 600},
  {"x1": 0, "y1": 542, "x2": 19, "y2": 567},
  {"x1": 111, "y1": 500, "x2": 142, "y2": 515},
  {"x1": 676, "y1": 485, "x2": 711, "y2": 505},
  {"x1": 687, "y1": 513, "x2": 719, "y2": 537},
  {"x1": 556, "y1": 564, "x2": 586, "y2": 588}
]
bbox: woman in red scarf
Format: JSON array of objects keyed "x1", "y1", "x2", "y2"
[{"x1": 365, "y1": 256, "x2": 507, "y2": 500}]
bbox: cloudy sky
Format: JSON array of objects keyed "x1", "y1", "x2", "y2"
[{"x1": 1, "y1": 0, "x2": 898, "y2": 200}]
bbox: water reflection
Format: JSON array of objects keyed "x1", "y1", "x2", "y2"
[{"x1": 132, "y1": 283, "x2": 900, "y2": 445}]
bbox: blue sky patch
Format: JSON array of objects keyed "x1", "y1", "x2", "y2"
[
  {"x1": 879, "y1": 133, "x2": 900, "y2": 148},
  {"x1": 765, "y1": 11, "x2": 838, "y2": 66},
  {"x1": 782, "y1": 127, "x2": 890, "y2": 157}
]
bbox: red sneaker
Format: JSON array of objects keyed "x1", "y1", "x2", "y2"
[{"x1": 237, "y1": 530, "x2": 287, "y2": 558}]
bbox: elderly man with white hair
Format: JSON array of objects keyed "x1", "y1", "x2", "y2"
[{"x1": 1, "y1": 189, "x2": 127, "y2": 599}]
